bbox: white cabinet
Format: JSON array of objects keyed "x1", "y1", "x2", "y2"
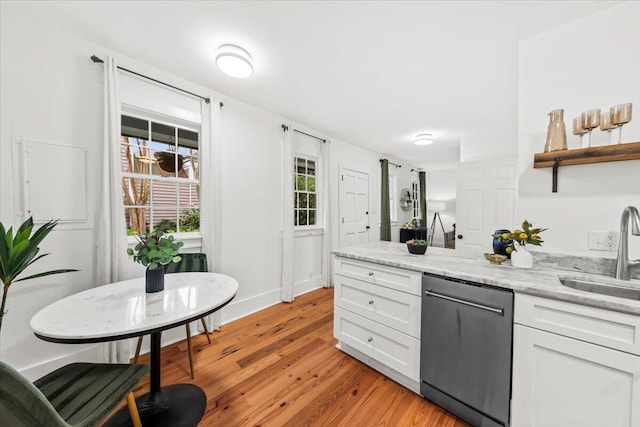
[
  {"x1": 333, "y1": 257, "x2": 422, "y2": 393},
  {"x1": 512, "y1": 294, "x2": 640, "y2": 427}
]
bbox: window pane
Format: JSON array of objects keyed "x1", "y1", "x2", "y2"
[
  {"x1": 177, "y1": 128, "x2": 198, "y2": 151},
  {"x1": 154, "y1": 150, "x2": 180, "y2": 178},
  {"x1": 309, "y1": 209, "x2": 316, "y2": 225},
  {"x1": 296, "y1": 175, "x2": 306, "y2": 191},
  {"x1": 307, "y1": 160, "x2": 316, "y2": 176},
  {"x1": 151, "y1": 122, "x2": 176, "y2": 148},
  {"x1": 298, "y1": 210, "x2": 308, "y2": 226},
  {"x1": 152, "y1": 180, "x2": 178, "y2": 207},
  {"x1": 179, "y1": 207, "x2": 200, "y2": 232},
  {"x1": 296, "y1": 157, "x2": 306, "y2": 174},
  {"x1": 299, "y1": 193, "x2": 308, "y2": 208},
  {"x1": 131, "y1": 146, "x2": 153, "y2": 175},
  {"x1": 294, "y1": 209, "x2": 298, "y2": 226},
  {"x1": 122, "y1": 178, "x2": 150, "y2": 208},
  {"x1": 125, "y1": 207, "x2": 149, "y2": 235},
  {"x1": 307, "y1": 176, "x2": 316, "y2": 192},
  {"x1": 178, "y1": 183, "x2": 200, "y2": 208},
  {"x1": 152, "y1": 208, "x2": 178, "y2": 233},
  {"x1": 122, "y1": 116, "x2": 149, "y2": 140},
  {"x1": 308, "y1": 193, "x2": 316, "y2": 209}
]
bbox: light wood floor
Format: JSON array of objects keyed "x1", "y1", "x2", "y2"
[{"x1": 127, "y1": 288, "x2": 470, "y2": 426}]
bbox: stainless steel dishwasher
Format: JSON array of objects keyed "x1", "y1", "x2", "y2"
[{"x1": 421, "y1": 273, "x2": 513, "y2": 427}]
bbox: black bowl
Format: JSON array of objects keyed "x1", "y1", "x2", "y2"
[{"x1": 407, "y1": 243, "x2": 428, "y2": 255}]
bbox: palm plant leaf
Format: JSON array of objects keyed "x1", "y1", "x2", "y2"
[{"x1": 16, "y1": 269, "x2": 78, "y2": 282}]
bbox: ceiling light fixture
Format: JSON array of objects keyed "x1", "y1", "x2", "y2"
[
  {"x1": 413, "y1": 133, "x2": 434, "y2": 146},
  {"x1": 216, "y1": 44, "x2": 253, "y2": 78}
]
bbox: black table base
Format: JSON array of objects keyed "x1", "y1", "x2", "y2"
[{"x1": 104, "y1": 384, "x2": 206, "y2": 427}]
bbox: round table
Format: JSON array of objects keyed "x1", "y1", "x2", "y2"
[{"x1": 31, "y1": 272, "x2": 238, "y2": 427}]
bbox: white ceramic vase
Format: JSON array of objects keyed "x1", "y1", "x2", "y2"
[{"x1": 511, "y1": 243, "x2": 533, "y2": 268}]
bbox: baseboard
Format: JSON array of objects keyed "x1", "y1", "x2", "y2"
[
  {"x1": 294, "y1": 275, "x2": 324, "y2": 296},
  {"x1": 19, "y1": 346, "x2": 99, "y2": 381},
  {"x1": 219, "y1": 288, "x2": 282, "y2": 324}
]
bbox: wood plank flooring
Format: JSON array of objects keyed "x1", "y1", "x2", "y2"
[{"x1": 126, "y1": 288, "x2": 470, "y2": 427}]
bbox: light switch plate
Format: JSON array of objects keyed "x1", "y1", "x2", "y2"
[{"x1": 588, "y1": 231, "x2": 619, "y2": 251}]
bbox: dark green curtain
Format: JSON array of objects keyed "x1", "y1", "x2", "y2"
[
  {"x1": 419, "y1": 171, "x2": 427, "y2": 228},
  {"x1": 380, "y1": 159, "x2": 391, "y2": 241}
]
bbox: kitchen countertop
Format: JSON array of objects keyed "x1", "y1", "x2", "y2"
[{"x1": 334, "y1": 242, "x2": 640, "y2": 316}]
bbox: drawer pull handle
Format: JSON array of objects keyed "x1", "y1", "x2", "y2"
[
  {"x1": 424, "y1": 290, "x2": 504, "y2": 315},
  {"x1": 367, "y1": 337, "x2": 373, "y2": 343},
  {"x1": 368, "y1": 299, "x2": 374, "y2": 305},
  {"x1": 368, "y1": 272, "x2": 374, "y2": 276}
]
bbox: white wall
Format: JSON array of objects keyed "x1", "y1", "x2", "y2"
[
  {"x1": 426, "y1": 168, "x2": 457, "y2": 247},
  {"x1": 518, "y1": 2, "x2": 640, "y2": 258},
  {"x1": 0, "y1": 5, "x2": 385, "y2": 375}
]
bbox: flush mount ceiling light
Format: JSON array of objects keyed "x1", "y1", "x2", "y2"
[
  {"x1": 413, "y1": 133, "x2": 434, "y2": 146},
  {"x1": 215, "y1": 44, "x2": 253, "y2": 78}
]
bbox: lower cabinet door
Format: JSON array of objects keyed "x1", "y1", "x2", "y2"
[
  {"x1": 512, "y1": 324, "x2": 640, "y2": 427},
  {"x1": 334, "y1": 307, "x2": 420, "y2": 381}
]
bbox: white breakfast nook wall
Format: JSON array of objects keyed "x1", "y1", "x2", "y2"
[
  {"x1": 518, "y1": 1, "x2": 640, "y2": 259},
  {"x1": 0, "y1": 5, "x2": 388, "y2": 377}
]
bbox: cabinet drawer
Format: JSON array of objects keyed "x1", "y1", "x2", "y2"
[
  {"x1": 515, "y1": 293, "x2": 640, "y2": 356},
  {"x1": 335, "y1": 274, "x2": 420, "y2": 338},
  {"x1": 334, "y1": 257, "x2": 421, "y2": 295},
  {"x1": 334, "y1": 307, "x2": 420, "y2": 381}
]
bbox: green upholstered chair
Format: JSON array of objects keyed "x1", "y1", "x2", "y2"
[
  {"x1": 134, "y1": 252, "x2": 211, "y2": 379},
  {"x1": 0, "y1": 361, "x2": 148, "y2": 427}
]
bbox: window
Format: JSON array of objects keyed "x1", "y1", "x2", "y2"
[
  {"x1": 411, "y1": 180, "x2": 420, "y2": 219},
  {"x1": 389, "y1": 175, "x2": 397, "y2": 222},
  {"x1": 294, "y1": 155, "x2": 318, "y2": 227},
  {"x1": 120, "y1": 114, "x2": 200, "y2": 235}
]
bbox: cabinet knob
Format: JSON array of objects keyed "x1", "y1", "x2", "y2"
[
  {"x1": 368, "y1": 299, "x2": 374, "y2": 305},
  {"x1": 368, "y1": 272, "x2": 374, "y2": 276},
  {"x1": 367, "y1": 337, "x2": 373, "y2": 343}
]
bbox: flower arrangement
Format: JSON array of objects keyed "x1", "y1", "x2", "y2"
[{"x1": 493, "y1": 220, "x2": 547, "y2": 254}]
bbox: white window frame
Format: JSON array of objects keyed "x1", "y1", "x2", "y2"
[
  {"x1": 120, "y1": 107, "x2": 202, "y2": 243},
  {"x1": 389, "y1": 174, "x2": 398, "y2": 223},
  {"x1": 294, "y1": 153, "x2": 322, "y2": 230}
]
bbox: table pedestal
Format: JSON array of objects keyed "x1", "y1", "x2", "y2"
[
  {"x1": 104, "y1": 384, "x2": 206, "y2": 427},
  {"x1": 104, "y1": 332, "x2": 206, "y2": 426}
]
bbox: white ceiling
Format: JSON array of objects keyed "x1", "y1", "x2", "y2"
[{"x1": 6, "y1": 1, "x2": 621, "y2": 170}]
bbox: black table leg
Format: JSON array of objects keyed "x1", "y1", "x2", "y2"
[{"x1": 104, "y1": 331, "x2": 206, "y2": 427}]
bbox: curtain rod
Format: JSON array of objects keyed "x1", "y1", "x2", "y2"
[
  {"x1": 380, "y1": 159, "x2": 401, "y2": 168},
  {"x1": 90, "y1": 55, "x2": 218, "y2": 106},
  {"x1": 294, "y1": 129, "x2": 326, "y2": 143}
]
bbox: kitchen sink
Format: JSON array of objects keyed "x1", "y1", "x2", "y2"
[{"x1": 559, "y1": 275, "x2": 640, "y2": 300}]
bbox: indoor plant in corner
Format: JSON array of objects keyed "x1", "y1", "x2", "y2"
[
  {"x1": 493, "y1": 220, "x2": 547, "y2": 269},
  {"x1": 0, "y1": 218, "x2": 77, "y2": 335},
  {"x1": 127, "y1": 230, "x2": 183, "y2": 293}
]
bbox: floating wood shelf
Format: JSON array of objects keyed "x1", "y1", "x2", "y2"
[
  {"x1": 533, "y1": 141, "x2": 640, "y2": 193},
  {"x1": 534, "y1": 141, "x2": 640, "y2": 168}
]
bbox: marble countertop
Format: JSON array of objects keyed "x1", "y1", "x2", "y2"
[{"x1": 334, "y1": 242, "x2": 640, "y2": 316}]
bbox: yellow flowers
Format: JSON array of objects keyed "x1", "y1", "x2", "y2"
[{"x1": 492, "y1": 220, "x2": 548, "y2": 252}]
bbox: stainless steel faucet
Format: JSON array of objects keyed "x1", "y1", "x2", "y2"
[{"x1": 615, "y1": 206, "x2": 640, "y2": 280}]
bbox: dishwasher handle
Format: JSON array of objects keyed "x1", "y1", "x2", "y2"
[{"x1": 424, "y1": 290, "x2": 504, "y2": 316}]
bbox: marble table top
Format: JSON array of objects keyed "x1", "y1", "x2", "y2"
[
  {"x1": 334, "y1": 242, "x2": 640, "y2": 316},
  {"x1": 31, "y1": 272, "x2": 238, "y2": 343}
]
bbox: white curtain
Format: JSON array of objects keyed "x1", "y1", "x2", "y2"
[
  {"x1": 321, "y1": 140, "x2": 332, "y2": 287},
  {"x1": 200, "y1": 98, "x2": 223, "y2": 330},
  {"x1": 95, "y1": 56, "x2": 130, "y2": 363},
  {"x1": 280, "y1": 125, "x2": 295, "y2": 302}
]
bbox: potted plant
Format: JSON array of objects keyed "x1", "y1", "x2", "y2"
[
  {"x1": 127, "y1": 230, "x2": 183, "y2": 293},
  {"x1": 0, "y1": 218, "x2": 77, "y2": 334}
]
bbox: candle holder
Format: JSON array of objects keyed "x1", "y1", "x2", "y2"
[
  {"x1": 580, "y1": 109, "x2": 601, "y2": 148},
  {"x1": 573, "y1": 117, "x2": 588, "y2": 148},
  {"x1": 611, "y1": 103, "x2": 632, "y2": 144}
]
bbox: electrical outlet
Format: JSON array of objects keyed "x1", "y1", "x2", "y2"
[{"x1": 588, "y1": 231, "x2": 619, "y2": 251}]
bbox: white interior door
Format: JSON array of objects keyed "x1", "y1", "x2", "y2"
[
  {"x1": 456, "y1": 157, "x2": 517, "y2": 253},
  {"x1": 339, "y1": 168, "x2": 370, "y2": 248}
]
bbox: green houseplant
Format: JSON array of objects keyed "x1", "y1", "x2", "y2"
[
  {"x1": 0, "y1": 218, "x2": 77, "y2": 334},
  {"x1": 126, "y1": 230, "x2": 183, "y2": 293}
]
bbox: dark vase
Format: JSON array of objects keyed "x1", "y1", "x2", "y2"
[
  {"x1": 493, "y1": 229, "x2": 513, "y2": 259},
  {"x1": 145, "y1": 266, "x2": 165, "y2": 293}
]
